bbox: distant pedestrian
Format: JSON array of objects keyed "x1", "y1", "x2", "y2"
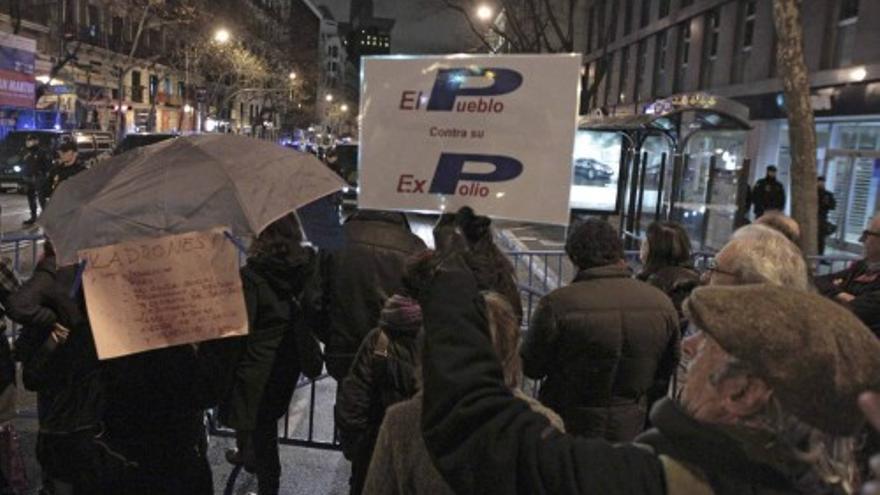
[
  {"x1": 220, "y1": 213, "x2": 322, "y2": 495},
  {"x1": 363, "y1": 291, "x2": 564, "y2": 495},
  {"x1": 336, "y1": 251, "x2": 433, "y2": 495},
  {"x1": 818, "y1": 176, "x2": 837, "y2": 255},
  {"x1": 750, "y1": 165, "x2": 786, "y2": 219},
  {"x1": 313, "y1": 210, "x2": 426, "y2": 382},
  {"x1": 521, "y1": 219, "x2": 679, "y2": 441},
  {"x1": 20, "y1": 134, "x2": 51, "y2": 225},
  {"x1": 45, "y1": 141, "x2": 86, "y2": 199}
]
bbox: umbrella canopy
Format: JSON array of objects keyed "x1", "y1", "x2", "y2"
[{"x1": 40, "y1": 134, "x2": 347, "y2": 265}]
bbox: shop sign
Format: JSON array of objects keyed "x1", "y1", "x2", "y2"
[{"x1": 0, "y1": 33, "x2": 34, "y2": 108}]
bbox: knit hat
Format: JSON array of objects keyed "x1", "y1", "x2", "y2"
[{"x1": 684, "y1": 284, "x2": 880, "y2": 436}]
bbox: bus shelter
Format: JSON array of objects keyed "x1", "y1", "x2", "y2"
[{"x1": 576, "y1": 93, "x2": 753, "y2": 249}]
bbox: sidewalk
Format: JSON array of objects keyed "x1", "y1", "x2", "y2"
[{"x1": 10, "y1": 380, "x2": 350, "y2": 495}]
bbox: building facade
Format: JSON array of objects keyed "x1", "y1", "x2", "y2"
[{"x1": 584, "y1": 0, "x2": 880, "y2": 251}]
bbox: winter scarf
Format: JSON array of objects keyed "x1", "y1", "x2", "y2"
[{"x1": 379, "y1": 295, "x2": 422, "y2": 336}]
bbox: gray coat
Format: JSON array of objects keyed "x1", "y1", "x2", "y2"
[{"x1": 363, "y1": 390, "x2": 564, "y2": 495}]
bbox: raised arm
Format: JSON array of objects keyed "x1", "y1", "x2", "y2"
[{"x1": 420, "y1": 257, "x2": 666, "y2": 495}]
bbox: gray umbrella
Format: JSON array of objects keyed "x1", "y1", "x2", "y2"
[{"x1": 40, "y1": 134, "x2": 347, "y2": 265}]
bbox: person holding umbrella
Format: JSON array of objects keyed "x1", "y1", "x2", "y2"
[{"x1": 220, "y1": 213, "x2": 322, "y2": 495}]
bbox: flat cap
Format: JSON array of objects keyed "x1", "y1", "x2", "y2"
[{"x1": 684, "y1": 284, "x2": 880, "y2": 435}]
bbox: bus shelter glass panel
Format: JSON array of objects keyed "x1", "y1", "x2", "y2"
[
  {"x1": 570, "y1": 130, "x2": 623, "y2": 212},
  {"x1": 675, "y1": 131, "x2": 748, "y2": 249},
  {"x1": 635, "y1": 136, "x2": 673, "y2": 235}
]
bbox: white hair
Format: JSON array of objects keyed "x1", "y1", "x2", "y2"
[{"x1": 722, "y1": 224, "x2": 810, "y2": 290}]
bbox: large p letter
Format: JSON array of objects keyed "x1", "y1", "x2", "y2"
[
  {"x1": 426, "y1": 68, "x2": 523, "y2": 111},
  {"x1": 429, "y1": 153, "x2": 524, "y2": 195}
]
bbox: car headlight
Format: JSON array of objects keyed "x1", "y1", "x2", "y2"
[{"x1": 12, "y1": 165, "x2": 21, "y2": 173}]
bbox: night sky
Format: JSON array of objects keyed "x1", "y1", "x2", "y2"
[{"x1": 317, "y1": 0, "x2": 482, "y2": 54}]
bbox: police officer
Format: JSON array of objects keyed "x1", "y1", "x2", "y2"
[
  {"x1": 45, "y1": 141, "x2": 86, "y2": 199},
  {"x1": 750, "y1": 165, "x2": 786, "y2": 219},
  {"x1": 20, "y1": 135, "x2": 51, "y2": 225},
  {"x1": 818, "y1": 176, "x2": 837, "y2": 255}
]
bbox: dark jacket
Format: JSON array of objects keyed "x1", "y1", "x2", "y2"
[
  {"x1": 818, "y1": 187, "x2": 836, "y2": 222},
  {"x1": 815, "y1": 260, "x2": 880, "y2": 337},
  {"x1": 46, "y1": 160, "x2": 87, "y2": 196},
  {"x1": 21, "y1": 145, "x2": 51, "y2": 179},
  {"x1": 521, "y1": 264, "x2": 680, "y2": 441},
  {"x1": 315, "y1": 211, "x2": 426, "y2": 379},
  {"x1": 336, "y1": 295, "x2": 422, "y2": 494},
  {"x1": 220, "y1": 254, "x2": 315, "y2": 431},
  {"x1": 9, "y1": 256, "x2": 103, "y2": 433},
  {"x1": 637, "y1": 265, "x2": 701, "y2": 323},
  {"x1": 751, "y1": 177, "x2": 786, "y2": 217},
  {"x1": 419, "y1": 259, "x2": 842, "y2": 495}
]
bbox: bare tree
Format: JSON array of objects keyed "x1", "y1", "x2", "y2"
[{"x1": 772, "y1": 0, "x2": 818, "y2": 255}]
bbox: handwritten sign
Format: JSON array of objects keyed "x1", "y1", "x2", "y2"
[{"x1": 80, "y1": 228, "x2": 247, "y2": 360}]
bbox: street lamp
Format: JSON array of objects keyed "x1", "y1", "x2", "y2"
[
  {"x1": 340, "y1": 104, "x2": 349, "y2": 113},
  {"x1": 476, "y1": 4, "x2": 494, "y2": 22},
  {"x1": 325, "y1": 94, "x2": 334, "y2": 102},
  {"x1": 214, "y1": 28, "x2": 231, "y2": 44},
  {"x1": 289, "y1": 71, "x2": 297, "y2": 80}
]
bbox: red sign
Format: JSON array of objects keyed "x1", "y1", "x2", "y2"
[{"x1": 0, "y1": 69, "x2": 34, "y2": 108}]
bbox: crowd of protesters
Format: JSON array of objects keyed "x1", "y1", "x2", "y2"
[{"x1": 1, "y1": 187, "x2": 880, "y2": 494}]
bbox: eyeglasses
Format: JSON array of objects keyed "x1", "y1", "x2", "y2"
[
  {"x1": 860, "y1": 230, "x2": 880, "y2": 242},
  {"x1": 704, "y1": 258, "x2": 737, "y2": 279}
]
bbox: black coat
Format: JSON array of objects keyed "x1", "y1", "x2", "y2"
[
  {"x1": 46, "y1": 160, "x2": 87, "y2": 196},
  {"x1": 21, "y1": 146, "x2": 51, "y2": 178},
  {"x1": 521, "y1": 265, "x2": 679, "y2": 441},
  {"x1": 637, "y1": 265, "x2": 700, "y2": 323},
  {"x1": 419, "y1": 258, "x2": 836, "y2": 495},
  {"x1": 336, "y1": 311, "x2": 421, "y2": 495},
  {"x1": 220, "y1": 254, "x2": 315, "y2": 431},
  {"x1": 751, "y1": 177, "x2": 786, "y2": 217},
  {"x1": 314, "y1": 211, "x2": 426, "y2": 379},
  {"x1": 8, "y1": 256, "x2": 103, "y2": 433}
]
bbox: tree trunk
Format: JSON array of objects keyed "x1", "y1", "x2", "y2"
[{"x1": 772, "y1": 0, "x2": 818, "y2": 255}]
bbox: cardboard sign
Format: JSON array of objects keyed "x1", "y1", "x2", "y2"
[
  {"x1": 359, "y1": 54, "x2": 581, "y2": 225},
  {"x1": 80, "y1": 228, "x2": 247, "y2": 360}
]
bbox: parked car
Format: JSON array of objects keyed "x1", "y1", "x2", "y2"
[
  {"x1": 113, "y1": 133, "x2": 177, "y2": 155},
  {"x1": 573, "y1": 158, "x2": 615, "y2": 185},
  {"x1": 0, "y1": 130, "x2": 115, "y2": 192}
]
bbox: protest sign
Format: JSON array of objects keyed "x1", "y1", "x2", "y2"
[
  {"x1": 359, "y1": 54, "x2": 580, "y2": 225},
  {"x1": 80, "y1": 228, "x2": 247, "y2": 360}
]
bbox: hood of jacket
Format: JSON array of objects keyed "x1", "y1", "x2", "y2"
[{"x1": 246, "y1": 251, "x2": 314, "y2": 297}]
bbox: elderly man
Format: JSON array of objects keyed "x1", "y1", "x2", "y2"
[
  {"x1": 815, "y1": 214, "x2": 880, "y2": 336},
  {"x1": 521, "y1": 219, "x2": 679, "y2": 440},
  {"x1": 705, "y1": 224, "x2": 809, "y2": 290},
  {"x1": 418, "y1": 255, "x2": 879, "y2": 494}
]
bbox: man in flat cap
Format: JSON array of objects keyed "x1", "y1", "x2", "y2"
[{"x1": 418, "y1": 255, "x2": 878, "y2": 494}]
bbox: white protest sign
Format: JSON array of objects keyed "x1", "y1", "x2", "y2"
[
  {"x1": 359, "y1": 54, "x2": 580, "y2": 225},
  {"x1": 80, "y1": 228, "x2": 247, "y2": 360}
]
